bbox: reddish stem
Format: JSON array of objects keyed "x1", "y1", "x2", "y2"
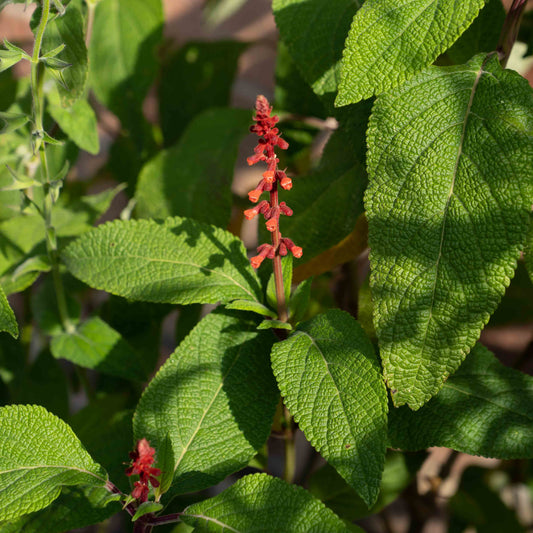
[
  {"x1": 270, "y1": 183, "x2": 288, "y2": 322},
  {"x1": 497, "y1": 0, "x2": 528, "y2": 67}
]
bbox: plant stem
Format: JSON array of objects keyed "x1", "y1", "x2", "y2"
[
  {"x1": 31, "y1": 0, "x2": 74, "y2": 333},
  {"x1": 497, "y1": 0, "x2": 528, "y2": 67},
  {"x1": 270, "y1": 183, "x2": 288, "y2": 322},
  {"x1": 283, "y1": 405, "x2": 296, "y2": 483}
]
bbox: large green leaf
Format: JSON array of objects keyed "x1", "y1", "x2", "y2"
[
  {"x1": 39, "y1": 2, "x2": 88, "y2": 106},
  {"x1": 366, "y1": 54, "x2": 533, "y2": 409},
  {"x1": 159, "y1": 41, "x2": 247, "y2": 145},
  {"x1": 0, "y1": 286, "x2": 17, "y2": 338},
  {"x1": 388, "y1": 344, "x2": 533, "y2": 459},
  {"x1": 133, "y1": 310, "x2": 278, "y2": 495},
  {"x1": 89, "y1": 0, "x2": 163, "y2": 119},
  {"x1": 62, "y1": 217, "x2": 262, "y2": 305},
  {"x1": 273, "y1": 0, "x2": 361, "y2": 107},
  {"x1": 50, "y1": 317, "x2": 147, "y2": 381},
  {"x1": 0, "y1": 485, "x2": 120, "y2": 533},
  {"x1": 336, "y1": 0, "x2": 485, "y2": 105},
  {"x1": 279, "y1": 102, "x2": 370, "y2": 262},
  {"x1": 0, "y1": 405, "x2": 107, "y2": 521},
  {"x1": 181, "y1": 473, "x2": 356, "y2": 532},
  {"x1": 135, "y1": 109, "x2": 250, "y2": 226},
  {"x1": 271, "y1": 310, "x2": 388, "y2": 507},
  {"x1": 48, "y1": 93, "x2": 99, "y2": 154}
]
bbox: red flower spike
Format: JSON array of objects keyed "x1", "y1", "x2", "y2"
[
  {"x1": 245, "y1": 95, "x2": 302, "y2": 268},
  {"x1": 126, "y1": 438, "x2": 161, "y2": 503}
]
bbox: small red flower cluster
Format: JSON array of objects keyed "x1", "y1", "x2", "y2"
[
  {"x1": 125, "y1": 438, "x2": 161, "y2": 503},
  {"x1": 245, "y1": 95, "x2": 302, "y2": 268}
]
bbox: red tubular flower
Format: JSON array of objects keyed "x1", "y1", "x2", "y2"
[
  {"x1": 125, "y1": 438, "x2": 161, "y2": 503},
  {"x1": 245, "y1": 95, "x2": 302, "y2": 268}
]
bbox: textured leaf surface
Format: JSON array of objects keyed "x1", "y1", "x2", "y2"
[
  {"x1": 133, "y1": 311, "x2": 278, "y2": 495},
  {"x1": 388, "y1": 344, "x2": 533, "y2": 459},
  {"x1": 271, "y1": 310, "x2": 388, "y2": 507},
  {"x1": 0, "y1": 405, "x2": 106, "y2": 521},
  {"x1": 0, "y1": 286, "x2": 17, "y2": 338},
  {"x1": 0, "y1": 485, "x2": 120, "y2": 533},
  {"x1": 273, "y1": 0, "x2": 361, "y2": 106},
  {"x1": 50, "y1": 317, "x2": 146, "y2": 381},
  {"x1": 135, "y1": 109, "x2": 250, "y2": 226},
  {"x1": 159, "y1": 41, "x2": 247, "y2": 145},
  {"x1": 89, "y1": 0, "x2": 163, "y2": 117},
  {"x1": 367, "y1": 54, "x2": 533, "y2": 409},
  {"x1": 62, "y1": 217, "x2": 262, "y2": 305},
  {"x1": 181, "y1": 473, "x2": 355, "y2": 532},
  {"x1": 336, "y1": 0, "x2": 485, "y2": 105}
]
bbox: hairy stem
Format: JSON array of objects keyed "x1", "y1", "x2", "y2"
[
  {"x1": 31, "y1": 0, "x2": 74, "y2": 333},
  {"x1": 270, "y1": 183, "x2": 288, "y2": 322},
  {"x1": 497, "y1": 0, "x2": 528, "y2": 67}
]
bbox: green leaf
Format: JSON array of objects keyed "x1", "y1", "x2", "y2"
[
  {"x1": 266, "y1": 254, "x2": 292, "y2": 311},
  {"x1": 273, "y1": 0, "x2": 361, "y2": 107},
  {"x1": 336, "y1": 0, "x2": 486, "y2": 105},
  {"x1": 135, "y1": 109, "x2": 250, "y2": 227},
  {"x1": 279, "y1": 102, "x2": 370, "y2": 262},
  {"x1": 446, "y1": 0, "x2": 505, "y2": 65},
  {"x1": 51, "y1": 316, "x2": 147, "y2": 381},
  {"x1": 0, "y1": 112, "x2": 29, "y2": 134},
  {"x1": 89, "y1": 0, "x2": 163, "y2": 118},
  {"x1": 0, "y1": 285, "x2": 17, "y2": 338},
  {"x1": 225, "y1": 299, "x2": 277, "y2": 319},
  {"x1": 0, "y1": 49, "x2": 23, "y2": 74},
  {"x1": 257, "y1": 319, "x2": 292, "y2": 331},
  {"x1": 62, "y1": 216, "x2": 263, "y2": 305},
  {"x1": 389, "y1": 343, "x2": 533, "y2": 459},
  {"x1": 309, "y1": 451, "x2": 425, "y2": 521},
  {"x1": 0, "y1": 404, "x2": 107, "y2": 521},
  {"x1": 366, "y1": 54, "x2": 533, "y2": 409},
  {"x1": 133, "y1": 310, "x2": 278, "y2": 496},
  {"x1": 40, "y1": 3, "x2": 88, "y2": 106},
  {"x1": 159, "y1": 41, "x2": 247, "y2": 145},
  {"x1": 48, "y1": 93, "x2": 99, "y2": 154},
  {"x1": 181, "y1": 473, "x2": 355, "y2": 532},
  {"x1": 271, "y1": 310, "x2": 388, "y2": 507},
  {"x1": 289, "y1": 277, "x2": 312, "y2": 322},
  {"x1": 132, "y1": 501, "x2": 163, "y2": 521},
  {"x1": 0, "y1": 485, "x2": 120, "y2": 533}
]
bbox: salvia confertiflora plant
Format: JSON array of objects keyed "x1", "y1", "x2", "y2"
[{"x1": 0, "y1": 0, "x2": 532, "y2": 531}]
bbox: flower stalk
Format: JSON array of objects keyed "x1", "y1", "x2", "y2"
[{"x1": 245, "y1": 95, "x2": 302, "y2": 322}]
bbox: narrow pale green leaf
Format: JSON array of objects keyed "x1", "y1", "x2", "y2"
[
  {"x1": 271, "y1": 310, "x2": 388, "y2": 507},
  {"x1": 0, "y1": 285, "x2": 17, "y2": 338},
  {"x1": 62, "y1": 217, "x2": 263, "y2": 305},
  {"x1": 203, "y1": 0, "x2": 247, "y2": 26},
  {"x1": 132, "y1": 501, "x2": 163, "y2": 521},
  {"x1": 273, "y1": 0, "x2": 361, "y2": 106},
  {"x1": 0, "y1": 50, "x2": 22, "y2": 74},
  {"x1": 225, "y1": 299, "x2": 277, "y2": 319},
  {"x1": 159, "y1": 42, "x2": 247, "y2": 145},
  {"x1": 135, "y1": 109, "x2": 250, "y2": 226},
  {"x1": 48, "y1": 93, "x2": 99, "y2": 154},
  {"x1": 133, "y1": 310, "x2": 278, "y2": 496},
  {"x1": 89, "y1": 0, "x2": 163, "y2": 117},
  {"x1": 0, "y1": 485, "x2": 120, "y2": 533},
  {"x1": 336, "y1": 0, "x2": 486, "y2": 105},
  {"x1": 39, "y1": 3, "x2": 88, "y2": 106},
  {"x1": 257, "y1": 319, "x2": 292, "y2": 331},
  {"x1": 0, "y1": 405, "x2": 107, "y2": 521},
  {"x1": 388, "y1": 344, "x2": 533, "y2": 459},
  {"x1": 181, "y1": 473, "x2": 356, "y2": 532},
  {"x1": 367, "y1": 54, "x2": 533, "y2": 409},
  {"x1": 51, "y1": 317, "x2": 147, "y2": 381}
]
